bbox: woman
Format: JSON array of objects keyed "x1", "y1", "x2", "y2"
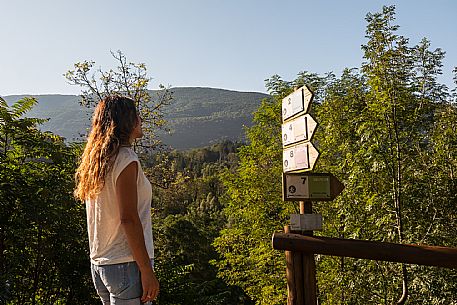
[{"x1": 74, "y1": 95, "x2": 159, "y2": 304}]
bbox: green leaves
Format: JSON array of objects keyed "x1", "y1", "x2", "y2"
[{"x1": 147, "y1": 142, "x2": 250, "y2": 305}]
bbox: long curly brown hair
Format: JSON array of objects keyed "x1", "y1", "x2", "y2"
[{"x1": 75, "y1": 95, "x2": 138, "y2": 201}]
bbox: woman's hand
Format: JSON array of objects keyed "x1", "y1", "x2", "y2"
[{"x1": 140, "y1": 267, "x2": 159, "y2": 303}]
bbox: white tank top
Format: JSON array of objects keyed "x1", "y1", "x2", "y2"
[{"x1": 85, "y1": 147, "x2": 154, "y2": 265}]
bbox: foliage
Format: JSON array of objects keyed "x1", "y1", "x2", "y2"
[
  {"x1": 0, "y1": 97, "x2": 98, "y2": 304},
  {"x1": 214, "y1": 5, "x2": 457, "y2": 305},
  {"x1": 148, "y1": 142, "x2": 253, "y2": 305}
]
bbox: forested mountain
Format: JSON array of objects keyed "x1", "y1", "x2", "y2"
[{"x1": 3, "y1": 87, "x2": 269, "y2": 149}]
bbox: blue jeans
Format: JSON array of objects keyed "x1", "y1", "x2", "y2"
[{"x1": 91, "y1": 260, "x2": 154, "y2": 305}]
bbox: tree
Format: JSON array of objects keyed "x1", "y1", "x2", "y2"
[
  {"x1": 314, "y1": 6, "x2": 456, "y2": 304},
  {"x1": 0, "y1": 97, "x2": 98, "y2": 304},
  {"x1": 64, "y1": 50, "x2": 173, "y2": 152}
]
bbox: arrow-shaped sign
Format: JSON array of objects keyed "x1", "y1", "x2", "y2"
[
  {"x1": 282, "y1": 172, "x2": 345, "y2": 201},
  {"x1": 283, "y1": 142, "x2": 319, "y2": 173},
  {"x1": 282, "y1": 85, "x2": 314, "y2": 122},
  {"x1": 282, "y1": 114, "x2": 318, "y2": 147}
]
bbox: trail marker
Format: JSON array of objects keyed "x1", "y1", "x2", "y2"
[
  {"x1": 282, "y1": 172, "x2": 345, "y2": 201},
  {"x1": 282, "y1": 114, "x2": 318, "y2": 147},
  {"x1": 282, "y1": 142, "x2": 319, "y2": 173},
  {"x1": 282, "y1": 85, "x2": 314, "y2": 122}
]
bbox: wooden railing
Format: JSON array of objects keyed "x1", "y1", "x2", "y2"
[
  {"x1": 272, "y1": 233, "x2": 457, "y2": 268},
  {"x1": 272, "y1": 229, "x2": 457, "y2": 305}
]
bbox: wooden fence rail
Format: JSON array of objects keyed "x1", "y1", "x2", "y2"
[{"x1": 272, "y1": 233, "x2": 457, "y2": 269}]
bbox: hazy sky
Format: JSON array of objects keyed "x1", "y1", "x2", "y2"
[{"x1": 1, "y1": 0, "x2": 456, "y2": 95}]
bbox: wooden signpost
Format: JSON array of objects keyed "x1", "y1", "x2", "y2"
[{"x1": 280, "y1": 85, "x2": 344, "y2": 305}]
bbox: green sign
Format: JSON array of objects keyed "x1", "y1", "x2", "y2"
[
  {"x1": 282, "y1": 173, "x2": 344, "y2": 201},
  {"x1": 308, "y1": 176, "x2": 331, "y2": 199}
]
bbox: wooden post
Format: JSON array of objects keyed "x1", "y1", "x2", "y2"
[
  {"x1": 300, "y1": 201, "x2": 317, "y2": 305},
  {"x1": 284, "y1": 201, "x2": 319, "y2": 305},
  {"x1": 303, "y1": 252, "x2": 317, "y2": 305},
  {"x1": 284, "y1": 225, "x2": 296, "y2": 305},
  {"x1": 285, "y1": 225, "x2": 306, "y2": 305},
  {"x1": 293, "y1": 251, "x2": 305, "y2": 304}
]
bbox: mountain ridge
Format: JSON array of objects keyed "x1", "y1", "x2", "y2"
[{"x1": 3, "y1": 87, "x2": 270, "y2": 149}]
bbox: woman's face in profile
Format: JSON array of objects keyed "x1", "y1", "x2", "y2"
[{"x1": 130, "y1": 114, "x2": 143, "y2": 140}]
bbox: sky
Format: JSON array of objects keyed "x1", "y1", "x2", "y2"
[{"x1": 1, "y1": 0, "x2": 456, "y2": 96}]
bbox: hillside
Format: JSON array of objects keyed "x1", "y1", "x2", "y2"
[{"x1": 3, "y1": 87, "x2": 270, "y2": 149}]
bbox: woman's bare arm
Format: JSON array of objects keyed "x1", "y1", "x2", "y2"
[{"x1": 116, "y1": 161, "x2": 159, "y2": 302}]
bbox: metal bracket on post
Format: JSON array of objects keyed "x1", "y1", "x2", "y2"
[{"x1": 290, "y1": 214, "x2": 322, "y2": 232}]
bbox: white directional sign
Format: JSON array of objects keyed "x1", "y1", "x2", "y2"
[
  {"x1": 283, "y1": 142, "x2": 319, "y2": 173},
  {"x1": 290, "y1": 214, "x2": 323, "y2": 231},
  {"x1": 282, "y1": 85, "x2": 314, "y2": 122},
  {"x1": 282, "y1": 114, "x2": 318, "y2": 147}
]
